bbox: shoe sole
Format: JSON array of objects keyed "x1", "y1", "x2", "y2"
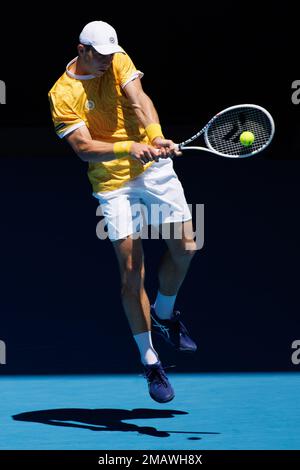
[
  {"x1": 179, "y1": 347, "x2": 197, "y2": 353},
  {"x1": 150, "y1": 393, "x2": 175, "y2": 403},
  {"x1": 152, "y1": 330, "x2": 197, "y2": 353}
]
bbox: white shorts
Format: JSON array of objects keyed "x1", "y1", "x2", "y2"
[{"x1": 93, "y1": 157, "x2": 192, "y2": 241}]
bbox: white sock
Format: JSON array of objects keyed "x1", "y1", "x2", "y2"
[
  {"x1": 154, "y1": 291, "x2": 177, "y2": 320},
  {"x1": 133, "y1": 331, "x2": 159, "y2": 365}
]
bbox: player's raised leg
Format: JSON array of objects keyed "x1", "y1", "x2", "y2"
[{"x1": 151, "y1": 220, "x2": 198, "y2": 352}]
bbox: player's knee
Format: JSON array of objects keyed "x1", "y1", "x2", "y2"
[
  {"x1": 172, "y1": 241, "x2": 198, "y2": 262},
  {"x1": 121, "y1": 265, "x2": 145, "y2": 295}
]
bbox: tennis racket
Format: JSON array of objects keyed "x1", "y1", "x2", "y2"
[{"x1": 174, "y1": 104, "x2": 275, "y2": 158}]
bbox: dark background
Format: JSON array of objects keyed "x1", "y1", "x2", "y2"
[{"x1": 0, "y1": 1, "x2": 299, "y2": 374}]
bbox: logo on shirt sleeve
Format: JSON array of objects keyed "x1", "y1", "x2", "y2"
[{"x1": 85, "y1": 100, "x2": 95, "y2": 111}]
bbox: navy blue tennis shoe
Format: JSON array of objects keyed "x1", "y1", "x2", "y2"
[
  {"x1": 151, "y1": 306, "x2": 197, "y2": 353},
  {"x1": 143, "y1": 361, "x2": 175, "y2": 403}
]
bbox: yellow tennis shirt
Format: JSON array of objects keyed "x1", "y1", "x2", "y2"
[{"x1": 48, "y1": 52, "x2": 154, "y2": 192}]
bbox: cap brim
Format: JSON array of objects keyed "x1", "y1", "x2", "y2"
[{"x1": 93, "y1": 44, "x2": 125, "y2": 55}]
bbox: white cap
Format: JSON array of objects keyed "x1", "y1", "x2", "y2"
[{"x1": 79, "y1": 21, "x2": 125, "y2": 55}]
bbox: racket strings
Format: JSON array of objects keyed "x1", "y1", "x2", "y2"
[{"x1": 206, "y1": 107, "x2": 273, "y2": 156}]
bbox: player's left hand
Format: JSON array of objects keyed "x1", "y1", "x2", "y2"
[{"x1": 152, "y1": 137, "x2": 183, "y2": 158}]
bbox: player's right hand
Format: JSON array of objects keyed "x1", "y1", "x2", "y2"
[{"x1": 129, "y1": 142, "x2": 160, "y2": 165}]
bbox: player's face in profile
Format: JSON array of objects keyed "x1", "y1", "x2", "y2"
[{"x1": 82, "y1": 46, "x2": 113, "y2": 76}]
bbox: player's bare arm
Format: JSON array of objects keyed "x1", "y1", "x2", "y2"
[
  {"x1": 124, "y1": 78, "x2": 181, "y2": 157},
  {"x1": 65, "y1": 122, "x2": 160, "y2": 165}
]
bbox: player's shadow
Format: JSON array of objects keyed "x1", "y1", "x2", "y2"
[{"x1": 12, "y1": 408, "x2": 219, "y2": 438}]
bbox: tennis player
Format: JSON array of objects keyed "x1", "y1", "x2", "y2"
[{"x1": 48, "y1": 21, "x2": 197, "y2": 403}]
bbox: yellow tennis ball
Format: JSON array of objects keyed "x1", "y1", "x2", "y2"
[{"x1": 240, "y1": 131, "x2": 255, "y2": 146}]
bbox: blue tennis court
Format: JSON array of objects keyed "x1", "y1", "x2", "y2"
[{"x1": 1, "y1": 372, "x2": 299, "y2": 450}]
